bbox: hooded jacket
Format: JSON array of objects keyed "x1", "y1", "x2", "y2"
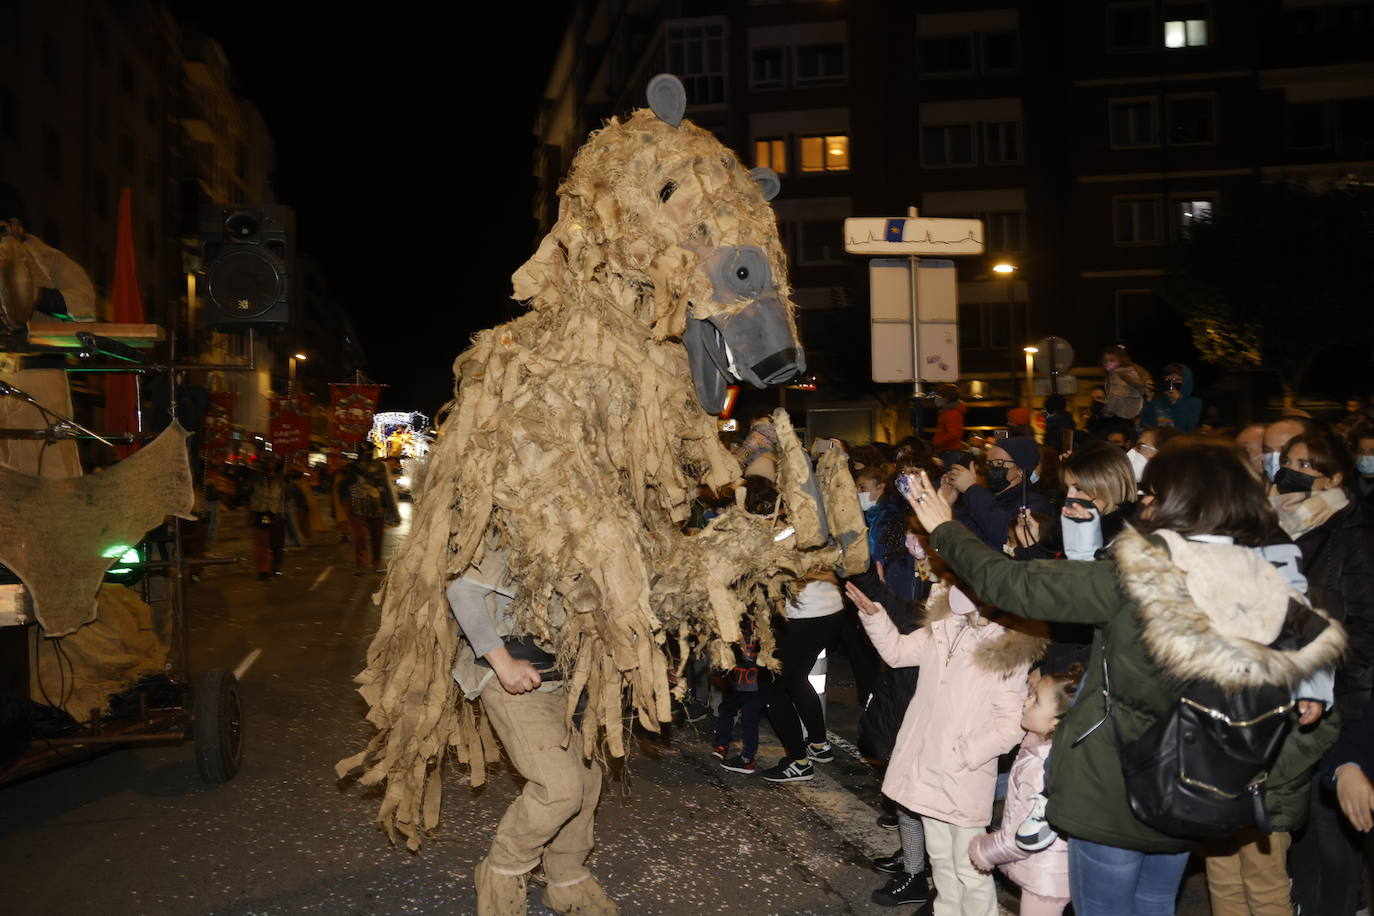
[
  {"x1": 929, "y1": 521, "x2": 1346, "y2": 852},
  {"x1": 1141, "y1": 364, "x2": 1202, "y2": 433},
  {"x1": 968, "y1": 733, "x2": 1069, "y2": 900},
  {"x1": 933, "y1": 400, "x2": 967, "y2": 454},
  {"x1": 861, "y1": 583, "x2": 1047, "y2": 827}
]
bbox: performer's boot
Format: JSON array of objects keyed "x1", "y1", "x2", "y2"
[
  {"x1": 474, "y1": 857, "x2": 528, "y2": 916},
  {"x1": 542, "y1": 873, "x2": 619, "y2": 916}
]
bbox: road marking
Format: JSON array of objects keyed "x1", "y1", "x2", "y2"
[
  {"x1": 310, "y1": 565, "x2": 335, "y2": 591},
  {"x1": 781, "y1": 758, "x2": 892, "y2": 860},
  {"x1": 233, "y1": 647, "x2": 262, "y2": 680}
]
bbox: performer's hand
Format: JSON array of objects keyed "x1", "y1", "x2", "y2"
[
  {"x1": 487, "y1": 647, "x2": 542, "y2": 695},
  {"x1": 1335, "y1": 764, "x2": 1374, "y2": 832},
  {"x1": 844, "y1": 580, "x2": 885, "y2": 617}
]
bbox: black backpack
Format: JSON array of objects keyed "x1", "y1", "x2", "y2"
[{"x1": 1098, "y1": 645, "x2": 1294, "y2": 837}]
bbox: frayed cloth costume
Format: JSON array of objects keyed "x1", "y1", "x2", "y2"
[{"x1": 336, "y1": 76, "x2": 868, "y2": 916}]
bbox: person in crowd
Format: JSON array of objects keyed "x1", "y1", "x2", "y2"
[
  {"x1": 283, "y1": 468, "x2": 306, "y2": 549},
  {"x1": 761, "y1": 568, "x2": 846, "y2": 784},
  {"x1": 1262, "y1": 416, "x2": 1315, "y2": 484},
  {"x1": 969, "y1": 665, "x2": 1084, "y2": 916},
  {"x1": 1349, "y1": 424, "x2": 1374, "y2": 512},
  {"x1": 1084, "y1": 386, "x2": 1108, "y2": 434},
  {"x1": 1058, "y1": 442, "x2": 1137, "y2": 562},
  {"x1": 1127, "y1": 426, "x2": 1181, "y2": 483},
  {"x1": 1274, "y1": 431, "x2": 1374, "y2": 916},
  {"x1": 1337, "y1": 396, "x2": 1370, "y2": 436},
  {"x1": 858, "y1": 468, "x2": 904, "y2": 571},
  {"x1": 932, "y1": 384, "x2": 967, "y2": 466},
  {"x1": 1097, "y1": 417, "x2": 1137, "y2": 452},
  {"x1": 347, "y1": 456, "x2": 398, "y2": 574},
  {"x1": 1324, "y1": 696, "x2": 1374, "y2": 835},
  {"x1": 248, "y1": 458, "x2": 289, "y2": 581},
  {"x1": 1099, "y1": 346, "x2": 1151, "y2": 422},
  {"x1": 1236, "y1": 423, "x2": 1267, "y2": 477},
  {"x1": 1042, "y1": 394, "x2": 1076, "y2": 455},
  {"x1": 895, "y1": 436, "x2": 934, "y2": 471},
  {"x1": 845, "y1": 577, "x2": 1040, "y2": 914},
  {"x1": 939, "y1": 436, "x2": 1053, "y2": 551},
  {"x1": 901, "y1": 440, "x2": 1341, "y2": 916},
  {"x1": 1006, "y1": 406, "x2": 1037, "y2": 439},
  {"x1": 712, "y1": 614, "x2": 762, "y2": 775},
  {"x1": 1140, "y1": 363, "x2": 1202, "y2": 433}
]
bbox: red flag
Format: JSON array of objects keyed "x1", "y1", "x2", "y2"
[
  {"x1": 328, "y1": 384, "x2": 380, "y2": 470},
  {"x1": 106, "y1": 187, "x2": 143, "y2": 456}
]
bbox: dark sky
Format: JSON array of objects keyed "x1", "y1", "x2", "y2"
[{"x1": 171, "y1": 4, "x2": 571, "y2": 415}]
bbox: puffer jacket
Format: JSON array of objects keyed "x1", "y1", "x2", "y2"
[
  {"x1": 930, "y1": 521, "x2": 1347, "y2": 853},
  {"x1": 1294, "y1": 498, "x2": 1374, "y2": 727},
  {"x1": 862, "y1": 584, "x2": 1045, "y2": 827},
  {"x1": 968, "y1": 733, "x2": 1069, "y2": 900}
]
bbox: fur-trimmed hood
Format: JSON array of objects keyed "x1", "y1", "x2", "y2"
[
  {"x1": 923, "y1": 582, "x2": 1049, "y2": 677},
  {"x1": 1113, "y1": 526, "x2": 1347, "y2": 689}
]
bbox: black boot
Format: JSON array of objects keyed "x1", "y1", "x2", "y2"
[
  {"x1": 871, "y1": 848, "x2": 905, "y2": 874},
  {"x1": 871, "y1": 870, "x2": 930, "y2": 907}
]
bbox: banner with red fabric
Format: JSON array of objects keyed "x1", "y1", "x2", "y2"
[
  {"x1": 204, "y1": 391, "x2": 236, "y2": 464},
  {"x1": 270, "y1": 395, "x2": 312, "y2": 467},
  {"x1": 328, "y1": 384, "x2": 380, "y2": 470}
]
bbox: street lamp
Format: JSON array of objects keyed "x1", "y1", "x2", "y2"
[
  {"x1": 992, "y1": 263, "x2": 1016, "y2": 274},
  {"x1": 994, "y1": 263, "x2": 1019, "y2": 403},
  {"x1": 1023, "y1": 346, "x2": 1039, "y2": 408},
  {"x1": 289, "y1": 352, "x2": 307, "y2": 395}
]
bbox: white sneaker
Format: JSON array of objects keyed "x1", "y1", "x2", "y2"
[{"x1": 1015, "y1": 793, "x2": 1058, "y2": 851}]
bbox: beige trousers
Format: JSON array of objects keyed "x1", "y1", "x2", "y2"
[
  {"x1": 1203, "y1": 829, "x2": 1293, "y2": 916},
  {"x1": 481, "y1": 685, "x2": 602, "y2": 884},
  {"x1": 924, "y1": 816, "x2": 998, "y2": 916}
]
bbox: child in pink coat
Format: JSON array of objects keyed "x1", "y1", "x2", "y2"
[
  {"x1": 847, "y1": 579, "x2": 1043, "y2": 916},
  {"x1": 969, "y1": 666, "x2": 1084, "y2": 915}
]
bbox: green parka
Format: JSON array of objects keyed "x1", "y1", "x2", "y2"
[{"x1": 930, "y1": 521, "x2": 1346, "y2": 853}]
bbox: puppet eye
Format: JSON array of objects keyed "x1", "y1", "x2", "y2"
[
  {"x1": 735, "y1": 266, "x2": 749, "y2": 281},
  {"x1": 659, "y1": 181, "x2": 677, "y2": 203}
]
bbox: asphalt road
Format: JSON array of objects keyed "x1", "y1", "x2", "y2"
[{"x1": 0, "y1": 502, "x2": 1212, "y2": 915}]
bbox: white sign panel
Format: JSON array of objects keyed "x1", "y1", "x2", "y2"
[
  {"x1": 868, "y1": 260, "x2": 961, "y2": 383},
  {"x1": 918, "y1": 323, "x2": 960, "y2": 382},
  {"x1": 845, "y1": 217, "x2": 985, "y2": 256}
]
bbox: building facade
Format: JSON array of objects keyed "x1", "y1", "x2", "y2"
[{"x1": 532, "y1": 0, "x2": 1374, "y2": 419}]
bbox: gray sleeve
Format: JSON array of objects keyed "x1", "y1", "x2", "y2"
[{"x1": 446, "y1": 577, "x2": 505, "y2": 660}]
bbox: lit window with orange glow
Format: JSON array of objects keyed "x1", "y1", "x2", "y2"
[
  {"x1": 754, "y1": 138, "x2": 786, "y2": 174},
  {"x1": 800, "y1": 134, "x2": 850, "y2": 172}
]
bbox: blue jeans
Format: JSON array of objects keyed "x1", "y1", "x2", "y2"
[
  {"x1": 1068, "y1": 838, "x2": 1189, "y2": 915},
  {"x1": 713, "y1": 688, "x2": 761, "y2": 761}
]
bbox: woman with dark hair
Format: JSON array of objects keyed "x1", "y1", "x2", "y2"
[
  {"x1": 899, "y1": 440, "x2": 1345, "y2": 916},
  {"x1": 1276, "y1": 431, "x2": 1374, "y2": 916}
]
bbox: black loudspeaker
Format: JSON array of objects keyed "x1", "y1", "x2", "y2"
[{"x1": 199, "y1": 204, "x2": 294, "y2": 328}]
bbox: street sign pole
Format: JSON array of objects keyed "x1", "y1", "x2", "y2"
[{"x1": 907, "y1": 207, "x2": 921, "y2": 399}]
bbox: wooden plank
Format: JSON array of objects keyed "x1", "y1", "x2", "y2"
[{"x1": 26, "y1": 322, "x2": 166, "y2": 349}]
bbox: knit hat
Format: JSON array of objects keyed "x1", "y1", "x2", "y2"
[{"x1": 999, "y1": 436, "x2": 1040, "y2": 473}]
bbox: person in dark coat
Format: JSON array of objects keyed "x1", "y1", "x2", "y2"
[
  {"x1": 1275, "y1": 431, "x2": 1374, "y2": 916},
  {"x1": 941, "y1": 436, "x2": 1052, "y2": 551},
  {"x1": 1323, "y1": 694, "x2": 1374, "y2": 838},
  {"x1": 1043, "y1": 394, "x2": 1076, "y2": 455}
]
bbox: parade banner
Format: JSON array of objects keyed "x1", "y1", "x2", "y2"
[
  {"x1": 328, "y1": 384, "x2": 380, "y2": 470},
  {"x1": 204, "y1": 391, "x2": 236, "y2": 464},
  {"x1": 270, "y1": 394, "x2": 312, "y2": 467}
]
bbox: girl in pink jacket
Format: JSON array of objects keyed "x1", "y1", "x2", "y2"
[
  {"x1": 846, "y1": 580, "x2": 1045, "y2": 916},
  {"x1": 968, "y1": 666, "x2": 1084, "y2": 915}
]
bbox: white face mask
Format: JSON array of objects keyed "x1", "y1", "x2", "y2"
[
  {"x1": 1264, "y1": 451, "x2": 1282, "y2": 482},
  {"x1": 1061, "y1": 508, "x2": 1104, "y2": 562},
  {"x1": 858, "y1": 492, "x2": 876, "y2": 511},
  {"x1": 1127, "y1": 448, "x2": 1149, "y2": 481},
  {"x1": 948, "y1": 585, "x2": 978, "y2": 616}
]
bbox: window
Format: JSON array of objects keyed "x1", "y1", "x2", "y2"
[
  {"x1": 754, "y1": 137, "x2": 786, "y2": 173},
  {"x1": 919, "y1": 35, "x2": 973, "y2": 76},
  {"x1": 1114, "y1": 196, "x2": 1162, "y2": 245},
  {"x1": 1172, "y1": 195, "x2": 1215, "y2": 238},
  {"x1": 985, "y1": 211, "x2": 1025, "y2": 252},
  {"x1": 1168, "y1": 95, "x2": 1215, "y2": 145},
  {"x1": 0, "y1": 86, "x2": 17, "y2": 144},
  {"x1": 42, "y1": 35, "x2": 60, "y2": 87},
  {"x1": 981, "y1": 31, "x2": 1019, "y2": 73},
  {"x1": 666, "y1": 23, "x2": 725, "y2": 105},
  {"x1": 93, "y1": 171, "x2": 109, "y2": 218},
  {"x1": 1109, "y1": 99, "x2": 1158, "y2": 147},
  {"x1": 985, "y1": 121, "x2": 1020, "y2": 163},
  {"x1": 1286, "y1": 101, "x2": 1328, "y2": 149},
  {"x1": 798, "y1": 220, "x2": 844, "y2": 264},
  {"x1": 1164, "y1": 4, "x2": 1210, "y2": 48},
  {"x1": 1107, "y1": 2, "x2": 1153, "y2": 51},
  {"x1": 799, "y1": 134, "x2": 849, "y2": 172},
  {"x1": 751, "y1": 47, "x2": 786, "y2": 89},
  {"x1": 795, "y1": 43, "x2": 846, "y2": 85},
  {"x1": 959, "y1": 301, "x2": 1028, "y2": 352},
  {"x1": 43, "y1": 127, "x2": 59, "y2": 178},
  {"x1": 922, "y1": 124, "x2": 975, "y2": 167}
]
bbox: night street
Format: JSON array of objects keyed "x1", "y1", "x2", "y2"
[{"x1": 0, "y1": 505, "x2": 1215, "y2": 916}]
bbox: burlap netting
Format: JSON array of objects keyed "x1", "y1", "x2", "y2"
[
  {"x1": 0, "y1": 422, "x2": 194, "y2": 636},
  {"x1": 337, "y1": 108, "x2": 866, "y2": 850}
]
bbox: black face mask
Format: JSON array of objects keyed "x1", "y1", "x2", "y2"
[
  {"x1": 985, "y1": 465, "x2": 1011, "y2": 492},
  {"x1": 1275, "y1": 467, "x2": 1318, "y2": 496},
  {"x1": 1062, "y1": 496, "x2": 1098, "y2": 523}
]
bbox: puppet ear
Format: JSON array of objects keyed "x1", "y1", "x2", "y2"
[
  {"x1": 646, "y1": 73, "x2": 686, "y2": 128},
  {"x1": 748, "y1": 167, "x2": 781, "y2": 201}
]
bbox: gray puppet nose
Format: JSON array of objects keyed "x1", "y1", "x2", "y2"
[{"x1": 750, "y1": 347, "x2": 803, "y2": 386}]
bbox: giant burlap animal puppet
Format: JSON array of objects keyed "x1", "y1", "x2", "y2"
[{"x1": 338, "y1": 76, "x2": 868, "y2": 859}]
